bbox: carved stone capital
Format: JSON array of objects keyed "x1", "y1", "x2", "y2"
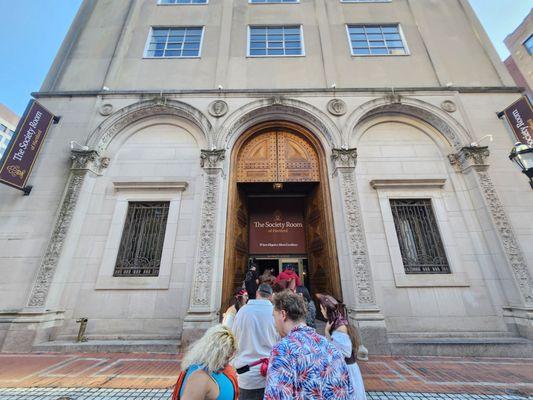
[
  {"x1": 331, "y1": 148, "x2": 358, "y2": 171},
  {"x1": 448, "y1": 146, "x2": 489, "y2": 173},
  {"x1": 70, "y1": 149, "x2": 109, "y2": 175},
  {"x1": 200, "y1": 149, "x2": 225, "y2": 169}
]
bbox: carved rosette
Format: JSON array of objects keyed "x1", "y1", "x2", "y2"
[
  {"x1": 476, "y1": 171, "x2": 533, "y2": 305},
  {"x1": 27, "y1": 149, "x2": 110, "y2": 308},
  {"x1": 331, "y1": 148, "x2": 376, "y2": 306},
  {"x1": 200, "y1": 149, "x2": 225, "y2": 169},
  {"x1": 190, "y1": 149, "x2": 226, "y2": 308},
  {"x1": 448, "y1": 146, "x2": 490, "y2": 173},
  {"x1": 327, "y1": 99, "x2": 347, "y2": 116}
]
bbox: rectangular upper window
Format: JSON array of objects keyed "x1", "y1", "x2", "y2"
[
  {"x1": 250, "y1": 0, "x2": 299, "y2": 3},
  {"x1": 145, "y1": 27, "x2": 204, "y2": 58},
  {"x1": 158, "y1": 0, "x2": 208, "y2": 4},
  {"x1": 524, "y1": 34, "x2": 533, "y2": 55},
  {"x1": 346, "y1": 24, "x2": 407, "y2": 56},
  {"x1": 341, "y1": 0, "x2": 391, "y2": 2},
  {"x1": 390, "y1": 199, "x2": 450, "y2": 274},
  {"x1": 248, "y1": 26, "x2": 304, "y2": 57}
]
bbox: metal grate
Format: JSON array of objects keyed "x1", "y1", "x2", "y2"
[
  {"x1": 390, "y1": 199, "x2": 450, "y2": 274},
  {"x1": 114, "y1": 202, "x2": 170, "y2": 277}
]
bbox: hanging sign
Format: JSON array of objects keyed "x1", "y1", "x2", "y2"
[
  {"x1": 249, "y1": 197, "x2": 307, "y2": 255},
  {"x1": 0, "y1": 100, "x2": 55, "y2": 192},
  {"x1": 501, "y1": 96, "x2": 533, "y2": 146}
]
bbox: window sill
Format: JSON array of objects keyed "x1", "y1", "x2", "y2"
[
  {"x1": 95, "y1": 275, "x2": 171, "y2": 290},
  {"x1": 393, "y1": 273, "x2": 470, "y2": 288}
]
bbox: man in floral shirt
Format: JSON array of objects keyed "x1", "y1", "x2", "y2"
[{"x1": 265, "y1": 290, "x2": 354, "y2": 399}]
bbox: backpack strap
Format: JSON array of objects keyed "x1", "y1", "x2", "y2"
[{"x1": 171, "y1": 369, "x2": 187, "y2": 400}]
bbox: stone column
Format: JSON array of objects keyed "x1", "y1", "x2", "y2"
[
  {"x1": 331, "y1": 148, "x2": 389, "y2": 354},
  {"x1": 182, "y1": 149, "x2": 225, "y2": 346},
  {"x1": 449, "y1": 146, "x2": 533, "y2": 338},
  {"x1": 2, "y1": 150, "x2": 109, "y2": 352}
]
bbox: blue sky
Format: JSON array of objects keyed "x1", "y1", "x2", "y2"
[{"x1": 0, "y1": 0, "x2": 531, "y2": 117}]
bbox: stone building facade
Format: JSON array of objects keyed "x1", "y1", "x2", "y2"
[{"x1": 0, "y1": 0, "x2": 532, "y2": 355}]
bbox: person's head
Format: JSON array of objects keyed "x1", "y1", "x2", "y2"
[
  {"x1": 231, "y1": 288, "x2": 248, "y2": 311},
  {"x1": 181, "y1": 324, "x2": 237, "y2": 373},
  {"x1": 257, "y1": 283, "x2": 273, "y2": 300},
  {"x1": 272, "y1": 290, "x2": 308, "y2": 337},
  {"x1": 316, "y1": 293, "x2": 360, "y2": 351},
  {"x1": 283, "y1": 264, "x2": 295, "y2": 272},
  {"x1": 296, "y1": 286, "x2": 312, "y2": 303}
]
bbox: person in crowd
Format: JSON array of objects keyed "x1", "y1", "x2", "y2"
[
  {"x1": 259, "y1": 268, "x2": 276, "y2": 287},
  {"x1": 264, "y1": 290, "x2": 354, "y2": 400},
  {"x1": 173, "y1": 324, "x2": 238, "y2": 400},
  {"x1": 244, "y1": 263, "x2": 259, "y2": 300},
  {"x1": 274, "y1": 264, "x2": 301, "y2": 288},
  {"x1": 232, "y1": 284, "x2": 279, "y2": 400},
  {"x1": 222, "y1": 289, "x2": 248, "y2": 329},
  {"x1": 317, "y1": 293, "x2": 367, "y2": 400},
  {"x1": 296, "y1": 286, "x2": 316, "y2": 328}
]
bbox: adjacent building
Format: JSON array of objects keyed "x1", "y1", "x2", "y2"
[
  {"x1": 0, "y1": 103, "x2": 18, "y2": 161},
  {"x1": 1, "y1": 0, "x2": 532, "y2": 355},
  {"x1": 504, "y1": 9, "x2": 533, "y2": 99}
]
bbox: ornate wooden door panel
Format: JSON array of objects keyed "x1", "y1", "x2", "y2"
[
  {"x1": 236, "y1": 130, "x2": 319, "y2": 183},
  {"x1": 278, "y1": 131, "x2": 320, "y2": 182},
  {"x1": 236, "y1": 131, "x2": 277, "y2": 182}
]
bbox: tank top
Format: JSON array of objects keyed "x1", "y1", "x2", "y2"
[{"x1": 179, "y1": 364, "x2": 236, "y2": 400}]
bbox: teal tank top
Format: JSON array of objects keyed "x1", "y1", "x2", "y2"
[{"x1": 179, "y1": 364, "x2": 235, "y2": 400}]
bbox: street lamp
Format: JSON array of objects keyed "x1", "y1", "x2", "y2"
[{"x1": 509, "y1": 142, "x2": 533, "y2": 189}]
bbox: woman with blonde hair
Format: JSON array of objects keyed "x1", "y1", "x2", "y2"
[
  {"x1": 316, "y1": 293, "x2": 367, "y2": 400},
  {"x1": 172, "y1": 324, "x2": 239, "y2": 400}
]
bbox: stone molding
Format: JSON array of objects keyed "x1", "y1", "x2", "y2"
[
  {"x1": 113, "y1": 181, "x2": 188, "y2": 191},
  {"x1": 217, "y1": 97, "x2": 341, "y2": 150},
  {"x1": 26, "y1": 150, "x2": 109, "y2": 308},
  {"x1": 189, "y1": 150, "x2": 225, "y2": 310},
  {"x1": 87, "y1": 99, "x2": 213, "y2": 151},
  {"x1": 448, "y1": 146, "x2": 490, "y2": 173},
  {"x1": 331, "y1": 148, "x2": 377, "y2": 307},
  {"x1": 370, "y1": 179, "x2": 447, "y2": 189}
]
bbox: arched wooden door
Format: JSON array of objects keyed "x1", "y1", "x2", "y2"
[{"x1": 222, "y1": 122, "x2": 342, "y2": 313}]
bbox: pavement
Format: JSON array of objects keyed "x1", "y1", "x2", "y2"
[{"x1": 0, "y1": 352, "x2": 531, "y2": 399}]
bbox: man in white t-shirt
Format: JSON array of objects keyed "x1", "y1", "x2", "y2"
[{"x1": 232, "y1": 283, "x2": 279, "y2": 400}]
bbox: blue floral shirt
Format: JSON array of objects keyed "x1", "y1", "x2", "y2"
[{"x1": 264, "y1": 325, "x2": 354, "y2": 399}]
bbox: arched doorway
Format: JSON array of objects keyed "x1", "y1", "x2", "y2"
[{"x1": 222, "y1": 121, "x2": 341, "y2": 310}]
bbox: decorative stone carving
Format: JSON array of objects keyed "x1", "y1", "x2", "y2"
[
  {"x1": 441, "y1": 100, "x2": 457, "y2": 113},
  {"x1": 208, "y1": 100, "x2": 228, "y2": 118},
  {"x1": 384, "y1": 93, "x2": 402, "y2": 104},
  {"x1": 99, "y1": 103, "x2": 114, "y2": 116},
  {"x1": 200, "y1": 149, "x2": 225, "y2": 169},
  {"x1": 331, "y1": 148, "x2": 376, "y2": 306},
  {"x1": 331, "y1": 148, "x2": 358, "y2": 170},
  {"x1": 476, "y1": 171, "x2": 533, "y2": 305},
  {"x1": 26, "y1": 150, "x2": 110, "y2": 308},
  {"x1": 327, "y1": 99, "x2": 347, "y2": 116},
  {"x1": 448, "y1": 146, "x2": 490, "y2": 173},
  {"x1": 190, "y1": 150, "x2": 226, "y2": 308}
]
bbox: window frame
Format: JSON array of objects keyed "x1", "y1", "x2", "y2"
[
  {"x1": 523, "y1": 34, "x2": 533, "y2": 56},
  {"x1": 157, "y1": 0, "x2": 208, "y2": 5},
  {"x1": 345, "y1": 23, "x2": 410, "y2": 57},
  {"x1": 340, "y1": 0, "x2": 391, "y2": 3},
  {"x1": 247, "y1": 25, "x2": 305, "y2": 58},
  {"x1": 249, "y1": 0, "x2": 299, "y2": 3},
  {"x1": 143, "y1": 26, "x2": 205, "y2": 59}
]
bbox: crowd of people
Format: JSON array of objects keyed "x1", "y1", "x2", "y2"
[{"x1": 172, "y1": 264, "x2": 367, "y2": 400}]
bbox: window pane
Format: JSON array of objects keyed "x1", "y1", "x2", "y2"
[
  {"x1": 348, "y1": 24, "x2": 406, "y2": 56},
  {"x1": 353, "y1": 48, "x2": 370, "y2": 55},
  {"x1": 370, "y1": 47, "x2": 388, "y2": 54}
]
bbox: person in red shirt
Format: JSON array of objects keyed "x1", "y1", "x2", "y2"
[{"x1": 274, "y1": 264, "x2": 301, "y2": 288}]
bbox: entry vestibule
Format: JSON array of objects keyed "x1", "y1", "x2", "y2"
[{"x1": 222, "y1": 121, "x2": 342, "y2": 311}]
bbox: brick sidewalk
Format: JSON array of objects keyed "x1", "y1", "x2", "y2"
[{"x1": 0, "y1": 353, "x2": 531, "y2": 398}]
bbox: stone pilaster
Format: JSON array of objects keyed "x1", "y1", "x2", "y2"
[
  {"x1": 182, "y1": 149, "x2": 225, "y2": 347},
  {"x1": 2, "y1": 150, "x2": 109, "y2": 352},
  {"x1": 449, "y1": 146, "x2": 533, "y2": 338},
  {"x1": 331, "y1": 148, "x2": 389, "y2": 353}
]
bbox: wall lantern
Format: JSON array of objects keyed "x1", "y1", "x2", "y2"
[{"x1": 509, "y1": 142, "x2": 533, "y2": 189}]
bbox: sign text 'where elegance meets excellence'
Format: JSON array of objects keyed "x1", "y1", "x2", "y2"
[
  {"x1": 249, "y1": 197, "x2": 307, "y2": 255},
  {"x1": 0, "y1": 100, "x2": 55, "y2": 191}
]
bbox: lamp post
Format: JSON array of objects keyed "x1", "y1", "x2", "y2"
[{"x1": 509, "y1": 142, "x2": 533, "y2": 189}]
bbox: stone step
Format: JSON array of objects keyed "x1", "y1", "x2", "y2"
[
  {"x1": 33, "y1": 339, "x2": 180, "y2": 354},
  {"x1": 388, "y1": 336, "x2": 533, "y2": 357}
]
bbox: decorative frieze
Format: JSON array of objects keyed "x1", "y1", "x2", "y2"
[
  {"x1": 331, "y1": 148, "x2": 376, "y2": 307},
  {"x1": 26, "y1": 150, "x2": 109, "y2": 308}
]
